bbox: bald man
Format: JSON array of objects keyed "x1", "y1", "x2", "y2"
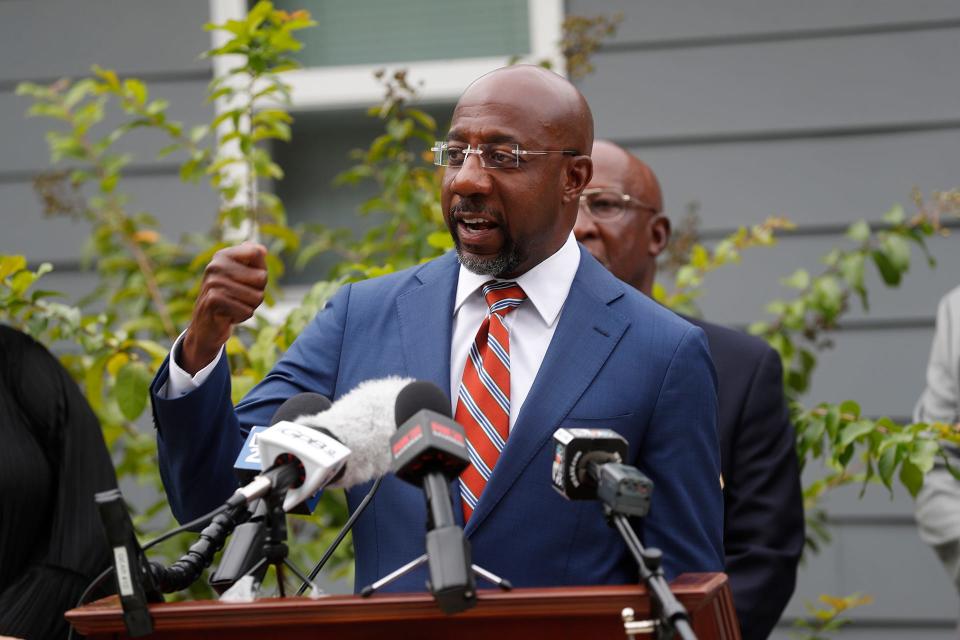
[
  {"x1": 576, "y1": 140, "x2": 804, "y2": 639},
  {"x1": 151, "y1": 67, "x2": 724, "y2": 593}
]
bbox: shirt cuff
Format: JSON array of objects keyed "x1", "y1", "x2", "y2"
[{"x1": 159, "y1": 330, "x2": 225, "y2": 399}]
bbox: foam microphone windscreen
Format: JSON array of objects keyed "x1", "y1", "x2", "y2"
[
  {"x1": 270, "y1": 392, "x2": 333, "y2": 426},
  {"x1": 395, "y1": 380, "x2": 452, "y2": 426}
]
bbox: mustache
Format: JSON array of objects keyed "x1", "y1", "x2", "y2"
[{"x1": 450, "y1": 198, "x2": 502, "y2": 223}]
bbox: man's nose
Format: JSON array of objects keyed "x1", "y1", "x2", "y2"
[
  {"x1": 574, "y1": 206, "x2": 598, "y2": 240},
  {"x1": 450, "y1": 153, "x2": 493, "y2": 196}
]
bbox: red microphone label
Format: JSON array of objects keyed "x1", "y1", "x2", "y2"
[
  {"x1": 392, "y1": 424, "x2": 424, "y2": 459},
  {"x1": 430, "y1": 420, "x2": 465, "y2": 448}
]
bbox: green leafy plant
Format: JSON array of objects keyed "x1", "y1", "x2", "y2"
[
  {"x1": 5, "y1": 1, "x2": 358, "y2": 595},
  {"x1": 791, "y1": 593, "x2": 874, "y2": 640}
]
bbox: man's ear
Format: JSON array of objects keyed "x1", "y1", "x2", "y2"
[
  {"x1": 561, "y1": 155, "x2": 593, "y2": 204},
  {"x1": 648, "y1": 214, "x2": 671, "y2": 257}
]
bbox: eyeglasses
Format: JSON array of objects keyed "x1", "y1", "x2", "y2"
[
  {"x1": 578, "y1": 187, "x2": 658, "y2": 221},
  {"x1": 432, "y1": 141, "x2": 577, "y2": 170}
]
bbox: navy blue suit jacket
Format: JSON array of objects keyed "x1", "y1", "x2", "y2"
[
  {"x1": 151, "y1": 248, "x2": 724, "y2": 592},
  {"x1": 687, "y1": 318, "x2": 803, "y2": 640}
]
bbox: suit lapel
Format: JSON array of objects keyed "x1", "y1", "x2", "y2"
[
  {"x1": 396, "y1": 252, "x2": 459, "y2": 395},
  {"x1": 464, "y1": 248, "x2": 629, "y2": 536}
]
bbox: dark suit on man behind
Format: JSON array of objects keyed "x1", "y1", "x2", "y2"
[{"x1": 687, "y1": 316, "x2": 804, "y2": 640}]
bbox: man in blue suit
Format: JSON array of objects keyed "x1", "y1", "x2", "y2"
[
  {"x1": 574, "y1": 140, "x2": 804, "y2": 639},
  {"x1": 151, "y1": 66, "x2": 724, "y2": 592}
]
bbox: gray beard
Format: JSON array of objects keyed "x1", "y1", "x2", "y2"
[{"x1": 455, "y1": 245, "x2": 522, "y2": 277}]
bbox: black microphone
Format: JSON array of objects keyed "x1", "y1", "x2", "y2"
[
  {"x1": 95, "y1": 489, "x2": 163, "y2": 638},
  {"x1": 388, "y1": 381, "x2": 477, "y2": 614},
  {"x1": 551, "y1": 428, "x2": 695, "y2": 640},
  {"x1": 551, "y1": 427, "x2": 652, "y2": 517}
]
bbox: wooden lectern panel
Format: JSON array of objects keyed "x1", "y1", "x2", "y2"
[{"x1": 67, "y1": 573, "x2": 739, "y2": 640}]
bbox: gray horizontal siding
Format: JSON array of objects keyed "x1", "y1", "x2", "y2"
[
  {"x1": 0, "y1": 175, "x2": 218, "y2": 264},
  {"x1": 804, "y1": 327, "x2": 931, "y2": 420},
  {"x1": 784, "y1": 521, "x2": 957, "y2": 621},
  {"x1": 579, "y1": 28, "x2": 960, "y2": 141},
  {"x1": 0, "y1": 0, "x2": 210, "y2": 86},
  {"x1": 699, "y1": 232, "x2": 960, "y2": 328},
  {"x1": 568, "y1": 0, "x2": 960, "y2": 48},
  {"x1": 692, "y1": 233, "x2": 960, "y2": 326},
  {"x1": 573, "y1": 2, "x2": 960, "y2": 634},
  {"x1": 624, "y1": 128, "x2": 960, "y2": 232},
  {"x1": 0, "y1": 79, "x2": 212, "y2": 177}
]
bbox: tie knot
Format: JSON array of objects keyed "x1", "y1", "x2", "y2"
[{"x1": 482, "y1": 280, "x2": 526, "y2": 317}]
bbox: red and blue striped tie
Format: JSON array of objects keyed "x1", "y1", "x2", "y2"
[{"x1": 456, "y1": 280, "x2": 527, "y2": 522}]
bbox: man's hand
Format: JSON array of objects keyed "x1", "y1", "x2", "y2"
[{"x1": 180, "y1": 242, "x2": 268, "y2": 374}]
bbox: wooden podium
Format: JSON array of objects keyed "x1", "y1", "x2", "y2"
[{"x1": 67, "y1": 573, "x2": 739, "y2": 639}]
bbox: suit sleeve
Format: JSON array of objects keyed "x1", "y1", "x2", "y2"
[
  {"x1": 724, "y1": 346, "x2": 804, "y2": 640},
  {"x1": 914, "y1": 292, "x2": 960, "y2": 424},
  {"x1": 152, "y1": 283, "x2": 352, "y2": 523},
  {"x1": 639, "y1": 325, "x2": 725, "y2": 578}
]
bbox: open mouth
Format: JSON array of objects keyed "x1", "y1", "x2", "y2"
[{"x1": 459, "y1": 216, "x2": 499, "y2": 233}]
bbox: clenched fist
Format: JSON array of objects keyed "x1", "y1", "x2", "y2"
[{"x1": 181, "y1": 241, "x2": 268, "y2": 374}]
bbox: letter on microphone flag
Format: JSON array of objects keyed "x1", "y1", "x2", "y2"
[{"x1": 257, "y1": 421, "x2": 351, "y2": 512}]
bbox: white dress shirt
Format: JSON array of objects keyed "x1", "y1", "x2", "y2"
[
  {"x1": 449, "y1": 232, "x2": 579, "y2": 428},
  {"x1": 163, "y1": 233, "x2": 582, "y2": 425}
]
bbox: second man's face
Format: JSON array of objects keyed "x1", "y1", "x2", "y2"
[{"x1": 574, "y1": 145, "x2": 663, "y2": 293}]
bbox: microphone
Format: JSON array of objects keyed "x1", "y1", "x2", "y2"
[
  {"x1": 230, "y1": 377, "x2": 413, "y2": 513},
  {"x1": 550, "y1": 428, "x2": 695, "y2": 640},
  {"x1": 96, "y1": 489, "x2": 163, "y2": 637},
  {"x1": 212, "y1": 394, "x2": 334, "y2": 594},
  {"x1": 551, "y1": 427, "x2": 652, "y2": 517},
  {"x1": 232, "y1": 393, "x2": 333, "y2": 515},
  {"x1": 389, "y1": 380, "x2": 476, "y2": 614}
]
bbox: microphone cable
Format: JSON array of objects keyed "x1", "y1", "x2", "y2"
[
  {"x1": 296, "y1": 475, "x2": 384, "y2": 595},
  {"x1": 67, "y1": 500, "x2": 240, "y2": 640}
]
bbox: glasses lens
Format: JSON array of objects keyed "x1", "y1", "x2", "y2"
[
  {"x1": 585, "y1": 190, "x2": 626, "y2": 219},
  {"x1": 481, "y1": 144, "x2": 520, "y2": 169},
  {"x1": 442, "y1": 144, "x2": 467, "y2": 167}
]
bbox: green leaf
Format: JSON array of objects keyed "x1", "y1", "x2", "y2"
[
  {"x1": 84, "y1": 353, "x2": 111, "y2": 414},
  {"x1": 781, "y1": 269, "x2": 810, "y2": 290},
  {"x1": 0, "y1": 255, "x2": 27, "y2": 281},
  {"x1": 847, "y1": 220, "x2": 871, "y2": 243},
  {"x1": 839, "y1": 400, "x2": 861, "y2": 419},
  {"x1": 877, "y1": 444, "x2": 899, "y2": 490},
  {"x1": 880, "y1": 233, "x2": 911, "y2": 272},
  {"x1": 899, "y1": 459, "x2": 924, "y2": 497},
  {"x1": 839, "y1": 420, "x2": 874, "y2": 448},
  {"x1": 824, "y1": 405, "x2": 840, "y2": 441},
  {"x1": 882, "y1": 204, "x2": 905, "y2": 226},
  {"x1": 909, "y1": 438, "x2": 940, "y2": 475},
  {"x1": 115, "y1": 360, "x2": 152, "y2": 421},
  {"x1": 427, "y1": 231, "x2": 453, "y2": 250},
  {"x1": 871, "y1": 250, "x2": 902, "y2": 286},
  {"x1": 123, "y1": 78, "x2": 148, "y2": 106}
]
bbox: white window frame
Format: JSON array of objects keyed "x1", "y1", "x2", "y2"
[{"x1": 207, "y1": 0, "x2": 566, "y2": 110}]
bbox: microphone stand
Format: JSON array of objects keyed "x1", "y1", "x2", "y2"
[
  {"x1": 605, "y1": 507, "x2": 697, "y2": 640},
  {"x1": 360, "y1": 476, "x2": 512, "y2": 614},
  {"x1": 230, "y1": 488, "x2": 320, "y2": 599}
]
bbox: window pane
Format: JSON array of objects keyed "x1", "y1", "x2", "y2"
[{"x1": 269, "y1": 0, "x2": 530, "y2": 66}]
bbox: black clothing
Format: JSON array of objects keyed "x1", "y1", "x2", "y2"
[
  {"x1": 0, "y1": 326, "x2": 117, "y2": 639},
  {"x1": 688, "y1": 317, "x2": 804, "y2": 640}
]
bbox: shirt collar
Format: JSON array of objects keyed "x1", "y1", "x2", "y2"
[{"x1": 454, "y1": 232, "x2": 580, "y2": 328}]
